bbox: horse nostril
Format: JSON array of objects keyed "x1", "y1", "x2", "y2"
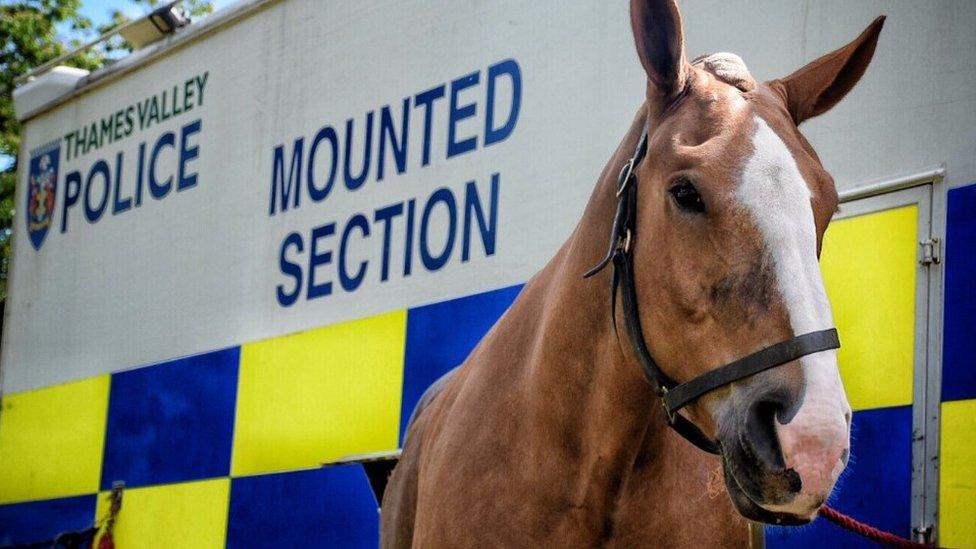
[
  {"x1": 744, "y1": 398, "x2": 789, "y2": 469},
  {"x1": 840, "y1": 448, "x2": 849, "y2": 466},
  {"x1": 755, "y1": 399, "x2": 782, "y2": 426},
  {"x1": 740, "y1": 381, "x2": 802, "y2": 466},
  {"x1": 844, "y1": 410, "x2": 852, "y2": 429}
]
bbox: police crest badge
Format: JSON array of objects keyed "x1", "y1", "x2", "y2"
[{"x1": 26, "y1": 141, "x2": 60, "y2": 250}]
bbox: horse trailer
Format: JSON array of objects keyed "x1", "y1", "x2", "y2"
[{"x1": 1, "y1": 0, "x2": 974, "y2": 546}]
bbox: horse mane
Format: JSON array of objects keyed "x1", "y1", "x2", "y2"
[{"x1": 692, "y1": 52, "x2": 756, "y2": 91}]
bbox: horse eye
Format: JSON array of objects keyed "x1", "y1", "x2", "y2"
[{"x1": 668, "y1": 180, "x2": 706, "y2": 213}]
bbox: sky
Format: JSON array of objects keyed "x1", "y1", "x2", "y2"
[
  {"x1": 78, "y1": 0, "x2": 239, "y2": 27},
  {"x1": 78, "y1": 0, "x2": 148, "y2": 23}
]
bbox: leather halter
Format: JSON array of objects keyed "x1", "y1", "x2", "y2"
[{"x1": 584, "y1": 127, "x2": 841, "y2": 455}]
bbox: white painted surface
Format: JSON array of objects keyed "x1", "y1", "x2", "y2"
[
  {"x1": 4, "y1": 0, "x2": 975, "y2": 393},
  {"x1": 12, "y1": 67, "x2": 90, "y2": 121}
]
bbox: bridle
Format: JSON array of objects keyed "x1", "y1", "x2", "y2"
[{"x1": 584, "y1": 126, "x2": 841, "y2": 455}]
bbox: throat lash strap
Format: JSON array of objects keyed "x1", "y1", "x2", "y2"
[{"x1": 584, "y1": 126, "x2": 841, "y2": 456}]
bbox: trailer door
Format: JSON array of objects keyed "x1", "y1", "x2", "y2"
[{"x1": 766, "y1": 180, "x2": 945, "y2": 547}]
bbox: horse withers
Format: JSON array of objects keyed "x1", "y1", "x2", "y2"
[{"x1": 382, "y1": 1, "x2": 884, "y2": 545}]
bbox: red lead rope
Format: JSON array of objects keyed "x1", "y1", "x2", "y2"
[{"x1": 819, "y1": 505, "x2": 942, "y2": 548}]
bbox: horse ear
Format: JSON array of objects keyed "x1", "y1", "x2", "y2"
[
  {"x1": 630, "y1": 0, "x2": 690, "y2": 104},
  {"x1": 769, "y1": 16, "x2": 885, "y2": 124}
]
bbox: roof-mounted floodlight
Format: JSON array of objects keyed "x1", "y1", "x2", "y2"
[
  {"x1": 13, "y1": 1, "x2": 191, "y2": 88},
  {"x1": 119, "y1": 3, "x2": 191, "y2": 49}
]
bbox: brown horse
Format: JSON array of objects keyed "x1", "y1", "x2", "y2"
[{"x1": 382, "y1": 1, "x2": 885, "y2": 546}]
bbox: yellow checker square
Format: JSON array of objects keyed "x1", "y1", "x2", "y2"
[
  {"x1": 820, "y1": 205, "x2": 917, "y2": 411},
  {"x1": 940, "y1": 399, "x2": 976, "y2": 548},
  {"x1": 232, "y1": 310, "x2": 407, "y2": 476},
  {"x1": 0, "y1": 375, "x2": 110, "y2": 504},
  {"x1": 95, "y1": 478, "x2": 229, "y2": 548}
]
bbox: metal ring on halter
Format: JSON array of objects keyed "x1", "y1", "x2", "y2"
[{"x1": 659, "y1": 389, "x2": 677, "y2": 425}]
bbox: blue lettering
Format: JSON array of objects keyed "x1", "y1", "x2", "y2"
[
  {"x1": 84, "y1": 159, "x2": 111, "y2": 223},
  {"x1": 277, "y1": 232, "x2": 304, "y2": 307},
  {"x1": 111, "y1": 151, "x2": 132, "y2": 215},
  {"x1": 134, "y1": 142, "x2": 146, "y2": 207},
  {"x1": 485, "y1": 59, "x2": 521, "y2": 146},
  {"x1": 343, "y1": 112, "x2": 373, "y2": 191},
  {"x1": 307, "y1": 125, "x2": 338, "y2": 202},
  {"x1": 374, "y1": 203, "x2": 403, "y2": 282},
  {"x1": 414, "y1": 85, "x2": 445, "y2": 167},
  {"x1": 178, "y1": 119, "x2": 202, "y2": 191},
  {"x1": 61, "y1": 170, "x2": 82, "y2": 232},
  {"x1": 307, "y1": 222, "x2": 336, "y2": 299},
  {"x1": 269, "y1": 138, "x2": 304, "y2": 216},
  {"x1": 403, "y1": 198, "x2": 416, "y2": 276},
  {"x1": 447, "y1": 72, "x2": 480, "y2": 158},
  {"x1": 339, "y1": 213, "x2": 370, "y2": 292},
  {"x1": 377, "y1": 98, "x2": 409, "y2": 181},
  {"x1": 420, "y1": 188, "x2": 457, "y2": 271},
  {"x1": 462, "y1": 173, "x2": 500, "y2": 261},
  {"x1": 149, "y1": 131, "x2": 176, "y2": 199}
]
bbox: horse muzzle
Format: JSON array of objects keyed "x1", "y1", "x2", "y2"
[{"x1": 716, "y1": 359, "x2": 850, "y2": 525}]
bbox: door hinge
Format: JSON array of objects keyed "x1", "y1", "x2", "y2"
[{"x1": 919, "y1": 238, "x2": 941, "y2": 265}]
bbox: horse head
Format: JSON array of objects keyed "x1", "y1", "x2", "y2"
[{"x1": 625, "y1": 0, "x2": 884, "y2": 525}]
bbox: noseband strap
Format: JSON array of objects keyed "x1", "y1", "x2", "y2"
[
  {"x1": 584, "y1": 126, "x2": 841, "y2": 455},
  {"x1": 662, "y1": 329, "x2": 840, "y2": 414}
]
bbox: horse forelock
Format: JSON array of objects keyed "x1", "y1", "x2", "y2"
[{"x1": 692, "y1": 52, "x2": 756, "y2": 92}]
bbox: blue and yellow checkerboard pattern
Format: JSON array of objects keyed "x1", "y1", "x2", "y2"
[
  {"x1": 1, "y1": 183, "x2": 975, "y2": 547},
  {"x1": 940, "y1": 183, "x2": 976, "y2": 548},
  {"x1": 0, "y1": 282, "x2": 523, "y2": 547},
  {"x1": 765, "y1": 186, "x2": 976, "y2": 548}
]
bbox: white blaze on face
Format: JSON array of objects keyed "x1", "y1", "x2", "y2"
[{"x1": 735, "y1": 115, "x2": 851, "y2": 516}]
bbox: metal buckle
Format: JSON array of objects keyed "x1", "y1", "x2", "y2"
[
  {"x1": 616, "y1": 228, "x2": 632, "y2": 254},
  {"x1": 616, "y1": 159, "x2": 635, "y2": 197}
]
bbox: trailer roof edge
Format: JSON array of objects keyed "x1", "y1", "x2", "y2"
[{"x1": 15, "y1": 0, "x2": 279, "y2": 124}]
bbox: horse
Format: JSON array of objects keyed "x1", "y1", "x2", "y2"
[{"x1": 382, "y1": 1, "x2": 885, "y2": 545}]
